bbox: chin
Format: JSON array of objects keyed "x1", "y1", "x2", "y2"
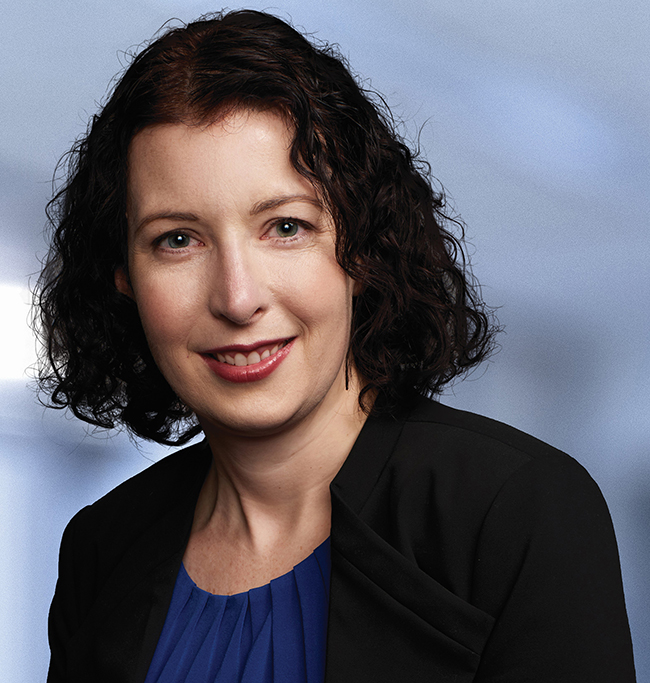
[{"x1": 197, "y1": 401, "x2": 311, "y2": 439}]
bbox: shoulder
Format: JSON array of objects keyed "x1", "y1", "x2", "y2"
[
  {"x1": 49, "y1": 441, "x2": 211, "y2": 679},
  {"x1": 342, "y1": 394, "x2": 613, "y2": 596},
  {"x1": 398, "y1": 392, "x2": 612, "y2": 524},
  {"x1": 393, "y1": 394, "x2": 598, "y2": 501},
  {"x1": 393, "y1": 396, "x2": 611, "y2": 546},
  {"x1": 337, "y1": 392, "x2": 602, "y2": 519},
  {"x1": 406, "y1": 393, "x2": 572, "y2": 466},
  {"x1": 333, "y1": 396, "x2": 635, "y2": 679},
  {"x1": 62, "y1": 439, "x2": 211, "y2": 558},
  {"x1": 405, "y1": 396, "x2": 618, "y2": 578}
]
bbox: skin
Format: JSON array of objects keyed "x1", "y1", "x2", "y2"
[{"x1": 116, "y1": 109, "x2": 367, "y2": 594}]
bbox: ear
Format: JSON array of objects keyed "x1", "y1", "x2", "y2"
[{"x1": 114, "y1": 267, "x2": 134, "y2": 299}]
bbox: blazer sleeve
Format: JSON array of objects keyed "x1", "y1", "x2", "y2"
[
  {"x1": 471, "y1": 453, "x2": 636, "y2": 682},
  {"x1": 47, "y1": 506, "x2": 92, "y2": 683}
]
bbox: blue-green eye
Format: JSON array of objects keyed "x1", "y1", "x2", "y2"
[
  {"x1": 165, "y1": 233, "x2": 191, "y2": 249},
  {"x1": 275, "y1": 220, "x2": 300, "y2": 238}
]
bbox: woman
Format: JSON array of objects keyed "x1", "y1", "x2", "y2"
[{"x1": 38, "y1": 9, "x2": 636, "y2": 683}]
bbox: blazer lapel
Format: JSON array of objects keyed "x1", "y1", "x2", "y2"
[
  {"x1": 327, "y1": 492, "x2": 494, "y2": 682},
  {"x1": 326, "y1": 404, "x2": 495, "y2": 682}
]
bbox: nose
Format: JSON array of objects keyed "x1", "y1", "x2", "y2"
[{"x1": 208, "y1": 242, "x2": 269, "y2": 325}]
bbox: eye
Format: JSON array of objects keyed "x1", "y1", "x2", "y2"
[
  {"x1": 164, "y1": 233, "x2": 191, "y2": 249},
  {"x1": 274, "y1": 220, "x2": 300, "y2": 238}
]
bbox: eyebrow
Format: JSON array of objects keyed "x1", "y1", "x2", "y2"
[
  {"x1": 250, "y1": 194, "x2": 323, "y2": 216},
  {"x1": 133, "y1": 195, "x2": 323, "y2": 234},
  {"x1": 133, "y1": 212, "x2": 199, "y2": 235}
]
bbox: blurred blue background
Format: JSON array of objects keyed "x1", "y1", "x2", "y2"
[{"x1": 1, "y1": 0, "x2": 648, "y2": 679}]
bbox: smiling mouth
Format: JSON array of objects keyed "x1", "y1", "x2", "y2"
[{"x1": 209, "y1": 339, "x2": 293, "y2": 367}]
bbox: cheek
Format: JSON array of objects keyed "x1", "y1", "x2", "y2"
[
  {"x1": 132, "y1": 276, "x2": 201, "y2": 354},
  {"x1": 289, "y1": 261, "x2": 354, "y2": 341}
]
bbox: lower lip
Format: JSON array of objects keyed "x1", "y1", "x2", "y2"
[{"x1": 202, "y1": 339, "x2": 295, "y2": 383}]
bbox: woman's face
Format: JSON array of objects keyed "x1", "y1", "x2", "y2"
[{"x1": 119, "y1": 109, "x2": 359, "y2": 437}]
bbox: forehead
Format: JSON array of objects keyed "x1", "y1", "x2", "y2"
[
  {"x1": 128, "y1": 108, "x2": 292, "y2": 174},
  {"x1": 126, "y1": 110, "x2": 317, "y2": 211}
]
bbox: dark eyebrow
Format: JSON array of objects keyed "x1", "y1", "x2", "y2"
[
  {"x1": 133, "y1": 196, "x2": 321, "y2": 233},
  {"x1": 250, "y1": 194, "x2": 323, "y2": 216},
  {"x1": 133, "y1": 212, "x2": 199, "y2": 234}
]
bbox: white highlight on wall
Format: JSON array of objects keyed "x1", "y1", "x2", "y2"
[{"x1": 0, "y1": 283, "x2": 37, "y2": 380}]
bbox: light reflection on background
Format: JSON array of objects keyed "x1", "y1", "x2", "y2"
[
  {"x1": 0, "y1": 285, "x2": 35, "y2": 380},
  {"x1": 2, "y1": 1, "x2": 648, "y2": 680}
]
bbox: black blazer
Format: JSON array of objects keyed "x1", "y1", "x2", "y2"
[{"x1": 48, "y1": 396, "x2": 636, "y2": 682}]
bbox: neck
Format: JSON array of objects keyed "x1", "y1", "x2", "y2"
[{"x1": 193, "y1": 371, "x2": 368, "y2": 548}]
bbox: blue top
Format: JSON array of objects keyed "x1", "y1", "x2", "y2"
[{"x1": 144, "y1": 538, "x2": 331, "y2": 683}]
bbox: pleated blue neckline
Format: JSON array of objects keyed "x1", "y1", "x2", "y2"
[{"x1": 144, "y1": 538, "x2": 331, "y2": 683}]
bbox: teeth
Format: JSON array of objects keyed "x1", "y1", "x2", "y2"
[{"x1": 214, "y1": 340, "x2": 290, "y2": 367}]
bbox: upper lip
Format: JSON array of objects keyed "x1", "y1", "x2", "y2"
[{"x1": 203, "y1": 337, "x2": 294, "y2": 355}]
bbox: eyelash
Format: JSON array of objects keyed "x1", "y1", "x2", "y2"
[
  {"x1": 265, "y1": 218, "x2": 310, "y2": 243},
  {"x1": 154, "y1": 232, "x2": 200, "y2": 253},
  {"x1": 153, "y1": 218, "x2": 312, "y2": 253}
]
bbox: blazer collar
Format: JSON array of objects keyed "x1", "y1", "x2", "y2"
[{"x1": 330, "y1": 408, "x2": 406, "y2": 515}]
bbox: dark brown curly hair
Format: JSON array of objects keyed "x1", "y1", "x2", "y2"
[{"x1": 35, "y1": 9, "x2": 497, "y2": 445}]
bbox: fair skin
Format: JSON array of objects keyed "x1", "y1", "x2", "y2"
[{"x1": 116, "y1": 109, "x2": 367, "y2": 594}]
